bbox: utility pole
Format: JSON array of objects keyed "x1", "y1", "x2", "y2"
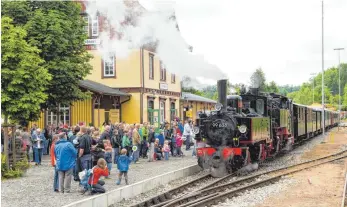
[
  {"x1": 310, "y1": 73, "x2": 316, "y2": 104},
  {"x1": 334, "y1": 47, "x2": 344, "y2": 131},
  {"x1": 321, "y1": 0, "x2": 325, "y2": 138}
]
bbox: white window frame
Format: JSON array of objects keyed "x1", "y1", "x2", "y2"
[
  {"x1": 60, "y1": 105, "x2": 70, "y2": 126},
  {"x1": 47, "y1": 111, "x2": 58, "y2": 126},
  {"x1": 171, "y1": 74, "x2": 175, "y2": 83},
  {"x1": 83, "y1": 15, "x2": 89, "y2": 36},
  {"x1": 92, "y1": 15, "x2": 99, "y2": 37},
  {"x1": 103, "y1": 56, "x2": 115, "y2": 77},
  {"x1": 160, "y1": 101, "x2": 165, "y2": 123},
  {"x1": 149, "y1": 54, "x2": 154, "y2": 79}
]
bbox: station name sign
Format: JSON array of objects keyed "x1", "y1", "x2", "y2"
[
  {"x1": 84, "y1": 39, "x2": 100, "y2": 45},
  {"x1": 159, "y1": 82, "x2": 168, "y2": 90}
]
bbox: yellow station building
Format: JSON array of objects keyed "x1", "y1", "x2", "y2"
[{"x1": 29, "y1": 1, "x2": 216, "y2": 129}]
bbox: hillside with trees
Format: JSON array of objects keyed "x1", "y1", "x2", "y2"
[
  {"x1": 182, "y1": 64, "x2": 347, "y2": 111},
  {"x1": 287, "y1": 63, "x2": 347, "y2": 110}
]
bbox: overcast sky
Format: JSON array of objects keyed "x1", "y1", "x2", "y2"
[{"x1": 140, "y1": 0, "x2": 347, "y2": 86}]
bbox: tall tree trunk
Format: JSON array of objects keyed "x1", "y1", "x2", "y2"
[{"x1": 3, "y1": 115, "x2": 9, "y2": 169}]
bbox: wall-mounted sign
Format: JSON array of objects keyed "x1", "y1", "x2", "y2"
[
  {"x1": 186, "y1": 111, "x2": 192, "y2": 118},
  {"x1": 159, "y1": 82, "x2": 168, "y2": 90},
  {"x1": 84, "y1": 39, "x2": 100, "y2": 45}
]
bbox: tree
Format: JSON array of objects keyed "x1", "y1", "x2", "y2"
[
  {"x1": 1, "y1": 17, "x2": 51, "y2": 123},
  {"x1": 343, "y1": 84, "x2": 347, "y2": 110},
  {"x1": 250, "y1": 68, "x2": 267, "y2": 91},
  {"x1": 267, "y1": 81, "x2": 280, "y2": 93},
  {"x1": 2, "y1": 1, "x2": 92, "y2": 110}
]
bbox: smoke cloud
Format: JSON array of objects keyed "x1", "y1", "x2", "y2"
[{"x1": 84, "y1": 0, "x2": 227, "y2": 86}]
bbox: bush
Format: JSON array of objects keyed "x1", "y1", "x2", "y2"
[{"x1": 1, "y1": 154, "x2": 30, "y2": 179}]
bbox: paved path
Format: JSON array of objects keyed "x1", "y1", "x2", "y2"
[{"x1": 1, "y1": 150, "x2": 197, "y2": 207}]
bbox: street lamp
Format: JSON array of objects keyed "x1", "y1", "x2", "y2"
[
  {"x1": 334, "y1": 47, "x2": 344, "y2": 131},
  {"x1": 310, "y1": 73, "x2": 317, "y2": 104},
  {"x1": 321, "y1": 0, "x2": 325, "y2": 137}
]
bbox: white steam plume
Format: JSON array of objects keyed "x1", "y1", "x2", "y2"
[{"x1": 84, "y1": 0, "x2": 227, "y2": 86}]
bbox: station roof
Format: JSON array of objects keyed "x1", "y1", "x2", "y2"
[
  {"x1": 79, "y1": 80, "x2": 130, "y2": 96},
  {"x1": 181, "y1": 92, "x2": 217, "y2": 104}
]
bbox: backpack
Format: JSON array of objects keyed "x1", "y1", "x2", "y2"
[{"x1": 79, "y1": 168, "x2": 94, "y2": 194}]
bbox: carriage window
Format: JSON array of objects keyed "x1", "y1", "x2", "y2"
[{"x1": 256, "y1": 99, "x2": 264, "y2": 115}]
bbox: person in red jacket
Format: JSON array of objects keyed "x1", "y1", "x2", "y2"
[
  {"x1": 50, "y1": 135, "x2": 59, "y2": 192},
  {"x1": 88, "y1": 158, "x2": 108, "y2": 194}
]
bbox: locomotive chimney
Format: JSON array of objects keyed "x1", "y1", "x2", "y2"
[
  {"x1": 217, "y1": 79, "x2": 228, "y2": 111},
  {"x1": 250, "y1": 87, "x2": 259, "y2": 96}
]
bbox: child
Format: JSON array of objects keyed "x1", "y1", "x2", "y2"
[
  {"x1": 154, "y1": 138, "x2": 163, "y2": 160},
  {"x1": 103, "y1": 139, "x2": 113, "y2": 178},
  {"x1": 163, "y1": 140, "x2": 170, "y2": 160},
  {"x1": 116, "y1": 149, "x2": 133, "y2": 185},
  {"x1": 122, "y1": 130, "x2": 131, "y2": 156},
  {"x1": 176, "y1": 133, "x2": 183, "y2": 157},
  {"x1": 89, "y1": 158, "x2": 108, "y2": 194}
]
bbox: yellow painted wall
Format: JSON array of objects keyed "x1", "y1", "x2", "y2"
[
  {"x1": 71, "y1": 99, "x2": 92, "y2": 126},
  {"x1": 180, "y1": 101, "x2": 215, "y2": 121},
  {"x1": 93, "y1": 109, "x2": 105, "y2": 128},
  {"x1": 142, "y1": 50, "x2": 181, "y2": 92},
  {"x1": 86, "y1": 50, "x2": 141, "y2": 88},
  {"x1": 29, "y1": 111, "x2": 45, "y2": 129},
  {"x1": 121, "y1": 92, "x2": 141, "y2": 124}
]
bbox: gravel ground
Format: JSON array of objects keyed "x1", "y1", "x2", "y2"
[
  {"x1": 1, "y1": 150, "x2": 197, "y2": 207},
  {"x1": 214, "y1": 176, "x2": 296, "y2": 207},
  {"x1": 116, "y1": 170, "x2": 211, "y2": 207}
]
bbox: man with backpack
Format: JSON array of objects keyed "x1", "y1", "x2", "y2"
[{"x1": 111, "y1": 129, "x2": 121, "y2": 164}]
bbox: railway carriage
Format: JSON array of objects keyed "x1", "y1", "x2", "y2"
[{"x1": 195, "y1": 79, "x2": 339, "y2": 177}]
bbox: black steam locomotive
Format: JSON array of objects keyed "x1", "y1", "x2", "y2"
[{"x1": 194, "y1": 80, "x2": 339, "y2": 177}]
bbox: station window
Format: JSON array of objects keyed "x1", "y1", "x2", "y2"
[
  {"x1": 160, "y1": 61, "x2": 166, "y2": 81},
  {"x1": 171, "y1": 74, "x2": 175, "y2": 83},
  {"x1": 170, "y1": 102, "x2": 175, "y2": 121},
  {"x1": 149, "y1": 54, "x2": 154, "y2": 79},
  {"x1": 148, "y1": 100, "x2": 154, "y2": 123},
  {"x1": 59, "y1": 105, "x2": 70, "y2": 126},
  {"x1": 160, "y1": 100, "x2": 165, "y2": 123},
  {"x1": 103, "y1": 56, "x2": 115, "y2": 77},
  {"x1": 47, "y1": 105, "x2": 70, "y2": 126},
  {"x1": 83, "y1": 15, "x2": 89, "y2": 36},
  {"x1": 91, "y1": 15, "x2": 99, "y2": 37}
]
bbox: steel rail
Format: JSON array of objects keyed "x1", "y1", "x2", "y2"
[
  {"x1": 162, "y1": 149, "x2": 347, "y2": 207},
  {"x1": 183, "y1": 154, "x2": 347, "y2": 207}
]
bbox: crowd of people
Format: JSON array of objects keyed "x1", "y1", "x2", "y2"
[{"x1": 1, "y1": 118, "x2": 199, "y2": 195}]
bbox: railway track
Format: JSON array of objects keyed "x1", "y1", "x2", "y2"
[
  {"x1": 131, "y1": 149, "x2": 347, "y2": 207},
  {"x1": 168, "y1": 152, "x2": 347, "y2": 207}
]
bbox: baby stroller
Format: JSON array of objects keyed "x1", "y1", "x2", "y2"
[{"x1": 79, "y1": 168, "x2": 95, "y2": 195}]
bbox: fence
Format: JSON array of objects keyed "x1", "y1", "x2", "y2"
[{"x1": 2, "y1": 124, "x2": 26, "y2": 170}]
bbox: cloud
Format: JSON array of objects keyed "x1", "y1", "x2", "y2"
[{"x1": 174, "y1": 0, "x2": 347, "y2": 86}]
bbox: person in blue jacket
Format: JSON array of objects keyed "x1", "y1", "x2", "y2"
[
  {"x1": 55, "y1": 132, "x2": 77, "y2": 193},
  {"x1": 116, "y1": 148, "x2": 133, "y2": 185}
]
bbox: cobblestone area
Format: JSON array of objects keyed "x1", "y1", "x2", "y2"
[{"x1": 1, "y1": 150, "x2": 197, "y2": 207}]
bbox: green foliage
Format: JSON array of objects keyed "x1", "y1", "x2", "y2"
[
  {"x1": 1, "y1": 154, "x2": 29, "y2": 179},
  {"x1": 278, "y1": 85, "x2": 300, "y2": 96},
  {"x1": 267, "y1": 81, "x2": 279, "y2": 93},
  {"x1": 288, "y1": 64, "x2": 347, "y2": 109},
  {"x1": 1, "y1": 17, "x2": 51, "y2": 122},
  {"x1": 2, "y1": 1, "x2": 93, "y2": 110}
]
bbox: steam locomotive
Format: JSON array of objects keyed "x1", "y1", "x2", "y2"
[{"x1": 194, "y1": 80, "x2": 339, "y2": 177}]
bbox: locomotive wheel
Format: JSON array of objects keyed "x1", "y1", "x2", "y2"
[{"x1": 210, "y1": 162, "x2": 227, "y2": 177}]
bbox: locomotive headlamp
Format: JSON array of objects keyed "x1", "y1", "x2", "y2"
[
  {"x1": 215, "y1": 103, "x2": 223, "y2": 111},
  {"x1": 193, "y1": 126, "x2": 200, "y2": 134},
  {"x1": 238, "y1": 125, "x2": 247, "y2": 133}
]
